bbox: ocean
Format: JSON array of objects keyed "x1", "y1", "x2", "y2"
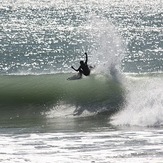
[{"x1": 0, "y1": 0, "x2": 163, "y2": 162}]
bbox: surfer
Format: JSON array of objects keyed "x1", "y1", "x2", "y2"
[{"x1": 71, "y1": 52, "x2": 90, "y2": 78}]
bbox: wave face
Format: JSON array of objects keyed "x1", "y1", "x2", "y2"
[{"x1": 0, "y1": 74, "x2": 124, "y2": 116}]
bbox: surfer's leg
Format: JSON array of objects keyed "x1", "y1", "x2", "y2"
[{"x1": 78, "y1": 69, "x2": 83, "y2": 78}]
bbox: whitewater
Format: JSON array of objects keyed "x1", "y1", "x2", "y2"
[{"x1": 0, "y1": 0, "x2": 163, "y2": 162}]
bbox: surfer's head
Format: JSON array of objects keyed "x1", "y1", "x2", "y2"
[{"x1": 80, "y1": 61, "x2": 84, "y2": 65}]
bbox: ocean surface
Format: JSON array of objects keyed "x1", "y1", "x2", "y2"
[{"x1": 0, "y1": 0, "x2": 163, "y2": 162}]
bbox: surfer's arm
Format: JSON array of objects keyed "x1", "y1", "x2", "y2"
[
  {"x1": 85, "y1": 52, "x2": 88, "y2": 64},
  {"x1": 71, "y1": 66, "x2": 79, "y2": 72}
]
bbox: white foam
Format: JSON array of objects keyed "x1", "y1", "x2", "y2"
[
  {"x1": 112, "y1": 75, "x2": 163, "y2": 127},
  {"x1": 45, "y1": 103, "x2": 76, "y2": 118}
]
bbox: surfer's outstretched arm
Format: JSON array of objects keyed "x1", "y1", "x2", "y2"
[
  {"x1": 85, "y1": 52, "x2": 88, "y2": 64},
  {"x1": 71, "y1": 66, "x2": 79, "y2": 72}
]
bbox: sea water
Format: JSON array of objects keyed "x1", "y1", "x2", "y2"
[{"x1": 0, "y1": 0, "x2": 163, "y2": 162}]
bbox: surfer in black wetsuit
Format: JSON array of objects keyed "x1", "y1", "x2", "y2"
[{"x1": 71, "y1": 52, "x2": 90, "y2": 78}]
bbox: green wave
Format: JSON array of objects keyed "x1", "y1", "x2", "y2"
[{"x1": 0, "y1": 73, "x2": 125, "y2": 115}]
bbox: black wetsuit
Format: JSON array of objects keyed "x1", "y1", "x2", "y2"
[
  {"x1": 78, "y1": 63, "x2": 90, "y2": 76},
  {"x1": 71, "y1": 53, "x2": 90, "y2": 77}
]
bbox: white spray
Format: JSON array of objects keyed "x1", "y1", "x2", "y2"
[
  {"x1": 112, "y1": 75, "x2": 163, "y2": 127},
  {"x1": 85, "y1": 16, "x2": 125, "y2": 82}
]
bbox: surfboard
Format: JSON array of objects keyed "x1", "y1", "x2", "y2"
[{"x1": 67, "y1": 74, "x2": 82, "y2": 80}]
